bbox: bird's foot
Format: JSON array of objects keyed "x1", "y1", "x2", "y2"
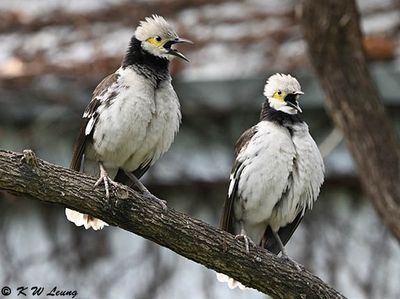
[
  {"x1": 123, "y1": 170, "x2": 167, "y2": 212},
  {"x1": 94, "y1": 174, "x2": 118, "y2": 199},
  {"x1": 143, "y1": 190, "x2": 168, "y2": 212},
  {"x1": 270, "y1": 230, "x2": 301, "y2": 270},
  {"x1": 280, "y1": 252, "x2": 302, "y2": 271},
  {"x1": 235, "y1": 234, "x2": 255, "y2": 253}
]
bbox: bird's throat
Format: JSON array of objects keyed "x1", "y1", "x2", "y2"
[
  {"x1": 260, "y1": 101, "x2": 303, "y2": 126},
  {"x1": 122, "y1": 37, "x2": 169, "y2": 80}
]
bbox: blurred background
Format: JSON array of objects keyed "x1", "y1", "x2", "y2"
[{"x1": 1, "y1": 0, "x2": 400, "y2": 298}]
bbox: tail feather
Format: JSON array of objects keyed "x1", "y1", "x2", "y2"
[
  {"x1": 65, "y1": 208, "x2": 108, "y2": 230},
  {"x1": 216, "y1": 273, "x2": 246, "y2": 290}
]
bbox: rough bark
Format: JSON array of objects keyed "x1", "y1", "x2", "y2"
[
  {"x1": 0, "y1": 149, "x2": 345, "y2": 299},
  {"x1": 300, "y1": 0, "x2": 400, "y2": 241}
]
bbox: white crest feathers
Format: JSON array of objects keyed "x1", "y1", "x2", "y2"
[
  {"x1": 135, "y1": 15, "x2": 177, "y2": 41},
  {"x1": 263, "y1": 73, "x2": 302, "y2": 98}
]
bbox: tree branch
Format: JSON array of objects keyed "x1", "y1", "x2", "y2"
[
  {"x1": 0, "y1": 149, "x2": 345, "y2": 299},
  {"x1": 300, "y1": 0, "x2": 400, "y2": 241}
]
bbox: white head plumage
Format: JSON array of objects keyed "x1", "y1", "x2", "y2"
[
  {"x1": 263, "y1": 73, "x2": 303, "y2": 115},
  {"x1": 263, "y1": 73, "x2": 302, "y2": 98},
  {"x1": 135, "y1": 15, "x2": 177, "y2": 42},
  {"x1": 134, "y1": 15, "x2": 192, "y2": 61}
]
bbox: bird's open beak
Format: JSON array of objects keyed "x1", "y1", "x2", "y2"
[
  {"x1": 173, "y1": 38, "x2": 193, "y2": 45},
  {"x1": 286, "y1": 101, "x2": 302, "y2": 113},
  {"x1": 165, "y1": 38, "x2": 193, "y2": 62},
  {"x1": 285, "y1": 93, "x2": 303, "y2": 113}
]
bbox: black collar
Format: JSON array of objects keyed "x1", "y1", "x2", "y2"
[
  {"x1": 260, "y1": 100, "x2": 303, "y2": 127},
  {"x1": 122, "y1": 36, "x2": 169, "y2": 84}
]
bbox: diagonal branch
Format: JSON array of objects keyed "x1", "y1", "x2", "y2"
[{"x1": 0, "y1": 149, "x2": 345, "y2": 299}]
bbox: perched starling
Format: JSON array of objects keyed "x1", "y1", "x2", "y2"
[
  {"x1": 66, "y1": 15, "x2": 192, "y2": 230},
  {"x1": 217, "y1": 73, "x2": 324, "y2": 289}
]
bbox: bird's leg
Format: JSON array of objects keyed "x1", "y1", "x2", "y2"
[
  {"x1": 260, "y1": 235, "x2": 268, "y2": 249},
  {"x1": 94, "y1": 162, "x2": 118, "y2": 199},
  {"x1": 271, "y1": 229, "x2": 288, "y2": 256},
  {"x1": 271, "y1": 230, "x2": 302, "y2": 271},
  {"x1": 235, "y1": 221, "x2": 255, "y2": 253},
  {"x1": 123, "y1": 170, "x2": 167, "y2": 211}
]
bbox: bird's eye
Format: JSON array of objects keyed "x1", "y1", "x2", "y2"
[
  {"x1": 277, "y1": 91, "x2": 282, "y2": 95},
  {"x1": 155, "y1": 36, "x2": 162, "y2": 42}
]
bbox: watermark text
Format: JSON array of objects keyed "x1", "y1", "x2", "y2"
[{"x1": 1, "y1": 286, "x2": 78, "y2": 298}]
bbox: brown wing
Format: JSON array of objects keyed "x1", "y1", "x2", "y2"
[
  {"x1": 220, "y1": 160, "x2": 242, "y2": 233},
  {"x1": 70, "y1": 118, "x2": 90, "y2": 171},
  {"x1": 70, "y1": 73, "x2": 119, "y2": 171},
  {"x1": 220, "y1": 126, "x2": 257, "y2": 233}
]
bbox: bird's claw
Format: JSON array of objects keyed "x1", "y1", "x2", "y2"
[
  {"x1": 20, "y1": 149, "x2": 39, "y2": 167},
  {"x1": 94, "y1": 175, "x2": 118, "y2": 199},
  {"x1": 122, "y1": 170, "x2": 167, "y2": 211},
  {"x1": 280, "y1": 253, "x2": 302, "y2": 271},
  {"x1": 235, "y1": 234, "x2": 255, "y2": 253},
  {"x1": 144, "y1": 191, "x2": 168, "y2": 212}
]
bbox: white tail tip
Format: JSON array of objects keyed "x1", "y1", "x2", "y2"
[
  {"x1": 216, "y1": 273, "x2": 246, "y2": 290},
  {"x1": 65, "y1": 208, "x2": 108, "y2": 230}
]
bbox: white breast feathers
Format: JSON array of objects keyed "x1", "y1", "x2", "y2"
[
  {"x1": 234, "y1": 121, "x2": 324, "y2": 239},
  {"x1": 89, "y1": 67, "x2": 181, "y2": 172}
]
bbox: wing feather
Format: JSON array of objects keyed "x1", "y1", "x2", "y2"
[
  {"x1": 220, "y1": 126, "x2": 258, "y2": 234},
  {"x1": 70, "y1": 119, "x2": 90, "y2": 171},
  {"x1": 70, "y1": 73, "x2": 119, "y2": 171}
]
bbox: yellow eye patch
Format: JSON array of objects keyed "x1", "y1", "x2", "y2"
[
  {"x1": 146, "y1": 36, "x2": 164, "y2": 47},
  {"x1": 272, "y1": 91, "x2": 287, "y2": 102}
]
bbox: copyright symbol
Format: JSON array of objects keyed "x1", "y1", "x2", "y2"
[{"x1": 1, "y1": 286, "x2": 11, "y2": 296}]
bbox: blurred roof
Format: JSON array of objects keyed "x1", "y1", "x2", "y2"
[{"x1": 0, "y1": 0, "x2": 399, "y2": 82}]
